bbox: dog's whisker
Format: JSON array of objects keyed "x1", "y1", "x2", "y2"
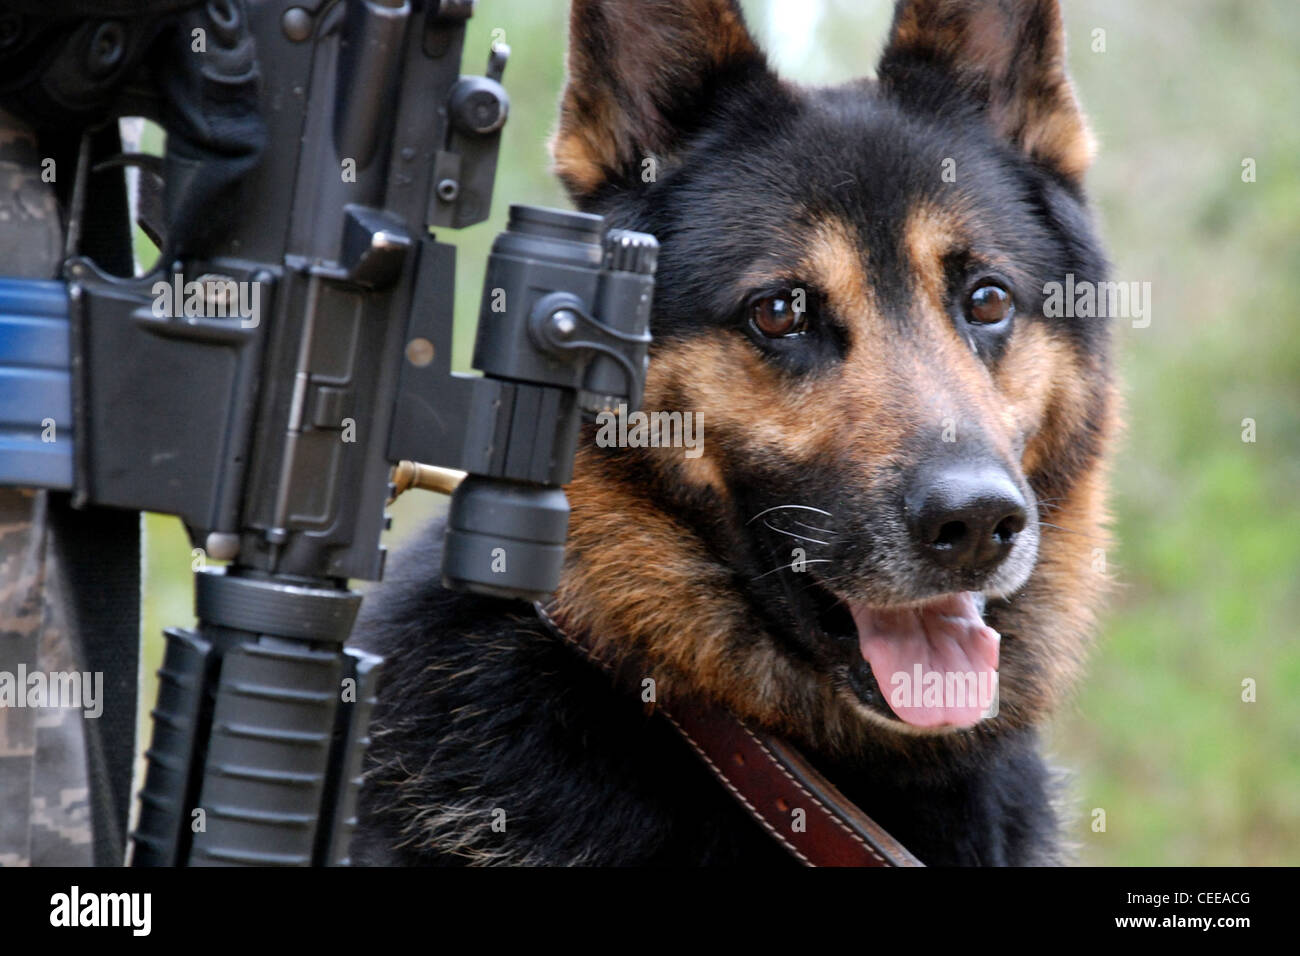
[
  {"x1": 1037, "y1": 521, "x2": 1105, "y2": 543},
  {"x1": 792, "y1": 521, "x2": 835, "y2": 535},
  {"x1": 746, "y1": 504, "x2": 832, "y2": 525},
  {"x1": 795, "y1": 577, "x2": 842, "y2": 597},
  {"x1": 752, "y1": 558, "x2": 832, "y2": 581},
  {"x1": 763, "y1": 519, "x2": 829, "y2": 546}
]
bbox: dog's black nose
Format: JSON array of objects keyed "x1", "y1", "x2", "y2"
[{"x1": 907, "y1": 465, "x2": 1027, "y2": 572}]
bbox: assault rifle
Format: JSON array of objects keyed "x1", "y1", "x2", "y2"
[{"x1": 0, "y1": 0, "x2": 656, "y2": 865}]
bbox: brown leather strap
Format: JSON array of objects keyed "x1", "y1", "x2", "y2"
[{"x1": 535, "y1": 602, "x2": 924, "y2": 868}]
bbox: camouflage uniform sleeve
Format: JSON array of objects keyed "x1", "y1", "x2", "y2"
[
  {"x1": 0, "y1": 490, "x2": 44, "y2": 867},
  {"x1": 0, "y1": 491, "x2": 93, "y2": 866},
  {"x1": 0, "y1": 109, "x2": 94, "y2": 867}
]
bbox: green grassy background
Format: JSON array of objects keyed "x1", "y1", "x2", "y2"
[{"x1": 140, "y1": 0, "x2": 1300, "y2": 865}]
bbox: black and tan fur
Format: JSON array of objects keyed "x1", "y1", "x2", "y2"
[{"x1": 352, "y1": 0, "x2": 1116, "y2": 866}]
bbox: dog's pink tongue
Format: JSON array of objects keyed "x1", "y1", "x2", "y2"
[{"x1": 850, "y1": 592, "x2": 1000, "y2": 729}]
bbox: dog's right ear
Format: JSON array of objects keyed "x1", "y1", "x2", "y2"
[
  {"x1": 877, "y1": 0, "x2": 1094, "y2": 184},
  {"x1": 552, "y1": 0, "x2": 769, "y2": 205}
]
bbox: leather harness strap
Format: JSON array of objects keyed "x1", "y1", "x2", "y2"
[{"x1": 534, "y1": 602, "x2": 924, "y2": 868}]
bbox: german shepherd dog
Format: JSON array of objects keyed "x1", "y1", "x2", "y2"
[{"x1": 352, "y1": 0, "x2": 1115, "y2": 866}]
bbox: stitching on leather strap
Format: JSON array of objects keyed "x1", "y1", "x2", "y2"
[
  {"x1": 659, "y1": 711, "x2": 813, "y2": 867},
  {"x1": 744, "y1": 725, "x2": 888, "y2": 865},
  {"x1": 533, "y1": 600, "x2": 910, "y2": 867}
]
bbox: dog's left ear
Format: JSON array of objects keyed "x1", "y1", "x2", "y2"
[
  {"x1": 552, "y1": 0, "x2": 771, "y2": 205},
  {"x1": 878, "y1": 0, "x2": 1095, "y2": 184}
]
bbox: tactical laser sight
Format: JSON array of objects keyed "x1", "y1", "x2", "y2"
[{"x1": 392, "y1": 204, "x2": 656, "y2": 600}]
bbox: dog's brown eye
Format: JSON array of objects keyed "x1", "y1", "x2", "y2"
[
  {"x1": 751, "y1": 291, "x2": 808, "y2": 338},
  {"x1": 966, "y1": 284, "x2": 1013, "y2": 324}
]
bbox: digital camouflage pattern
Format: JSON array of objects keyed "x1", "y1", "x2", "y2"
[
  {"x1": 0, "y1": 491, "x2": 93, "y2": 866},
  {"x1": 0, "y1": 109, "x2": 94, "y2": 867}
]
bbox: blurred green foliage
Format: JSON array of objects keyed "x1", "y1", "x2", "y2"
[
  {"x1": 1047, "y1": 0, "x2": 1300, "y2": 867},
  {"x1": 141, "y1": 0, "x2": 1299, "y2": 865}
]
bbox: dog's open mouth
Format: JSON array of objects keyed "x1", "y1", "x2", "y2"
[
  {"x1": 811, "y1": 589, "x2": 1001, "y2": 730},
  {"x1": 849, "y1": 593, "x2": 1000, "y2": 729}
]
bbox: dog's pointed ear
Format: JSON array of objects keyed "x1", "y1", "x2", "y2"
[
  {"x1": 877, "y1": 0, "x2": 1095, "y2": 183},
  {"x1": 552, "y1": 0, "x2": 769, "y2": 204}
]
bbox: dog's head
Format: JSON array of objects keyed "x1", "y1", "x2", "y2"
[{"x1": 552, "y1": 0, "x2": 1116, "y2": 750}]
